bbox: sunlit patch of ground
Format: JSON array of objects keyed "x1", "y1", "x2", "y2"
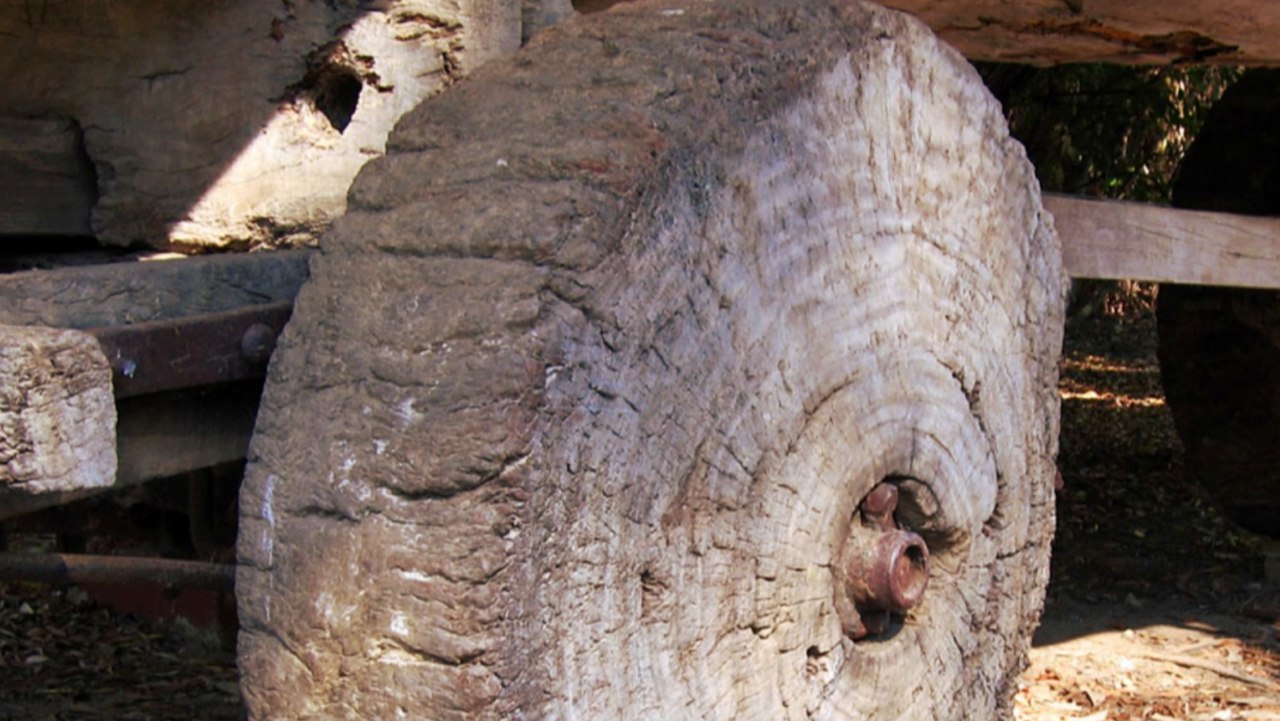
[{"x1": 1020, "y1": 314, "x2": 1280, "y2": 720}]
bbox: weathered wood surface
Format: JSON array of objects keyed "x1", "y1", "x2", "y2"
[
  {"x1": 114, "y1": 386, "x2": 260, "y2": 499},
  {"x1": 522, "y1": 0, "x2": 573, "y2": 41},
  {"x1": 0, "y1": 116, "x2": 95, "y2": 238},
  {"x1": 0, "y1": 0, "x2": 521, "y2": 250},
  {"x1": 237, "y1": 1, "x2": 1065, "y2": 718},
  {"x1": 883, "y1": 0, "x2": 1280, "y2": 65},
  {"x1": 0, "y1": 326, "x2": 116, "y2": 504},
  {"x1": 1048, "y1": 194, "x2": 1280, "y2": 289},
  {"x1": 0, "y1": 249, "x2": 310, "y2": 329},
  {"x1": 0, "y1": 250, "x2": 306, "y2": 519},
  {"x1": 0, "y1": 380, "x2": 264, "y2": 523}
]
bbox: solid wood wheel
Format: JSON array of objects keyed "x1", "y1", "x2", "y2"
[
  {"x1": 235, "y1": 1, "x2": 1065, "y2": 718},
  {"x1": 1157, "y1": 69, "x2": 1280, "y2": 536}
]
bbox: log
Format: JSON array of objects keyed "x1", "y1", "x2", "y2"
[
  {"x1": 882, "y1": 0, "x2": 1280, "y2": 66},
  {"x1": 0, "y1": 326, "x2": 116, "y2": 501},
  {"x1": 236, "y1": 1, "x2": 1065, "y2": 718},
  {"x1": 0, "y1": 0, "x2": 522, "y2": 250},
  {"x1": 1048, "y1": 194, "x2": 1280, "y2": 290},
  {"x1": 0, "y1": 116, "x2": 95, "y2": 237}
]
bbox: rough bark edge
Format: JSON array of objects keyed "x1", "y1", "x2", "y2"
[{"x1": 237, "y1": 1, "x2": 1064, "y2": 718}]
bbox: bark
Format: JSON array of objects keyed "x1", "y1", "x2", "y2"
[
  {"x1": 883, "y1": 0, "x2": 1280, "y2": 65},
  {"x1": 0, "y1": 0, "x2": 520, "y2": 250},
  {"x1": 237, "y1": 1, "x2": 1065, "y2": 719}
]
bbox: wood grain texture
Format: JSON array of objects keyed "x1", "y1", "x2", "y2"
[
  {"x1": 0, "y1": 325, "x2": 115, "y2": 499},
  {"x1": 237, "y1": 1, "x2": 1065, "y2": 719},
  {"x1": 0, "y1": 250, "x2": 310, "y2": 329},
  {"x1": 0, "y1": 116, "x2": 95, "y2": 237},
  {"x1": 883, "y1": 0, "x2": 1280, "y2": 65},
  {"x1": 1048, "y1": 194, "x2": 1280, "y2": 289}
]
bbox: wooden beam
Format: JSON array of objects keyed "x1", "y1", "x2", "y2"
[
  {"x1": 0, "y1": 117, "x2": 95, "y2": 237},
  {"x1": 0, "y1": 250, "x2": 309, "y2": 520},
  {"x1": 0, "y1": 325, "x2": 117, "y2": 505},
  {"x1": 1047, "y1": 194, "x2": 1280, "y2": 289},
  {"x1": 0, "y1": 382, "x2": 262, "y2": 522},
  {"x1": 0, "y1": 248, "x2": 310, "y2": 329},
  {"x1": 882, "y1": 0, "x2": 1280, "y2": 66}
]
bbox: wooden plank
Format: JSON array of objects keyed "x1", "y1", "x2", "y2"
[
  {"x1": 0, "y1": 248, "x2": 311, "y2": 329},
  {"x1": 0, "y1": 325, "x2": 117, "y2": 509},
  {"x1": 1046, "y1": 194, "x2": 1280, "y2": 289},
  {"x1": 0, "y1": 117, "x2": 95, "y2": 237},
  {"x1": 882, "y1": 0, "x2": 1280, "y2": 66}
]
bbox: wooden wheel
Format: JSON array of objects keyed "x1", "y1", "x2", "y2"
[
  {"x1": 1157, "y1": 69, "x2": 1280, "y2": 536},
  {"x1": 236, "y1": 1, "x2": 1065, "y2": 718}
]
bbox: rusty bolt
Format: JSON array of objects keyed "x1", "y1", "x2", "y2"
[
  {"x1": 841, "y1": 528, "x2": 930, "y2": 612},
  {"x1": 240, "y1": 323, "x2": 278, "y2": 365},
  {"x1": 836, "y1": 481, "x2": 931, "y2": 640},
  {"x1": 859, "y1": 483, "x2": 899, "y2": 531}
]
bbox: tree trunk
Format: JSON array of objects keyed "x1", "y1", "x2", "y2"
[
  {"x1": 236, "y1": 1, "x2": 1066, "y2": 719},
  {"x1": 1157, "y1": 69, "x2": 1280, "y2": 536}
]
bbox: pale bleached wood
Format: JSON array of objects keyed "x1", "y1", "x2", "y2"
[
  {"x1": 1046, "y1": 194, "x2": 1280, "y2": 289},
  {"x1": 0, "y1": 117, "x2": 95, "y2": 237},
  {"x1": 0, "y1": 0, "x2": 521, "y2": 250},
  {"x1": 238, "y1": 1, "x2": 1065, "y2": 719},
  {"x1": 0, "y1": 326, "x2": 116, "y2": 501},
  {"x1": 0, "y1": 349, "x2": 264, "y2": 523},
  {"x1": 883, "y1": 0, "x2": 1280, "y2": 66}
]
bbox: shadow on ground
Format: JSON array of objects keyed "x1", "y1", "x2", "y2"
[{"x1": 1017, "y1": 309, "x2": 1280, "y2": 720}]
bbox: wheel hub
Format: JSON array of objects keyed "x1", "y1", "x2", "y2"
[{"x1": 836, "y1": 482, "x2": 930, "y2": 640}]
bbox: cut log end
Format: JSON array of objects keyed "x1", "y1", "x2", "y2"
[
  {"x1": 0, "y1": 325, "x2": 116, "y2": 496},
  {"x1": 237, "y1": 1, "x2": 1065, "y2": 718}
]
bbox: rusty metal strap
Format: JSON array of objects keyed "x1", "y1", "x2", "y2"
[{"x1": 89, "y1": 301, "x2": 292, "y2": 399}]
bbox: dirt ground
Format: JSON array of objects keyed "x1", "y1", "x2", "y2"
[
  {"x1": 1016, "y1": 307, "x2": 1280, "y2": 721},
  {"x1": 1, "y1": 305, "x2": 1278, "y2": 720}
]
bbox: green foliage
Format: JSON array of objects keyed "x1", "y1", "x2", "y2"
[
  {"x1": 979, "y1": 63, "x2": 1242, "y2": 321},
  {"x1": 979, "y1": 63, "x2": 1241, "y2": 203}
]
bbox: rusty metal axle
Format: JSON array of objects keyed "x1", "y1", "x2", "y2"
[
  {"x1": 0, "y1": 552, "x2": 235, "y2": 591},
  {"x1": 91, "y1": 301, "x2": 290, "y2": 399},
  {"x1": 836, "y1": 481, "x2": 931, "y2": 640}
]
